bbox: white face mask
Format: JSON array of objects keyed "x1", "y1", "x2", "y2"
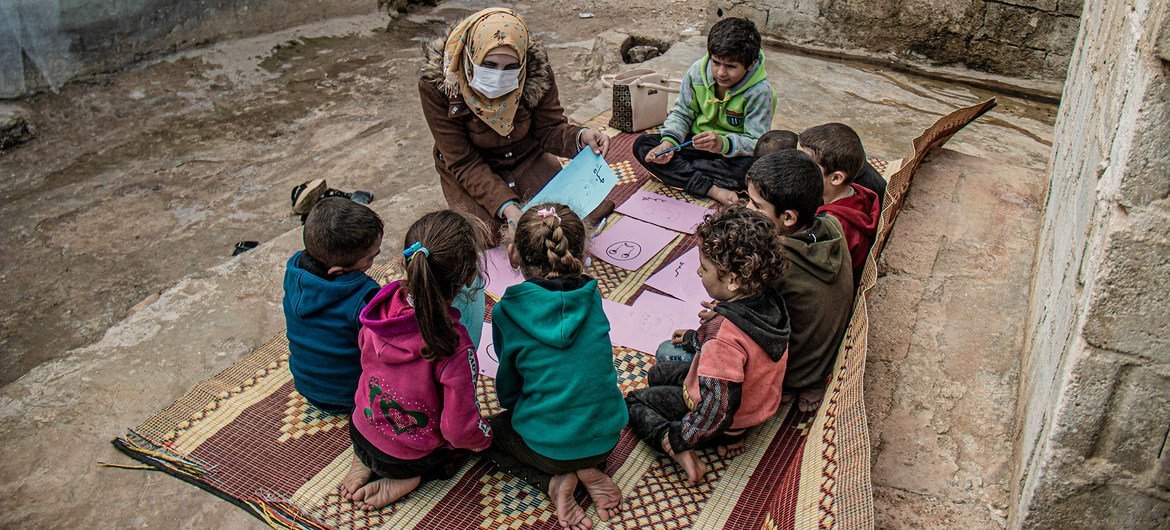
[{"x1": 469, "y1": 56, "x2": 522, "y2": 99}]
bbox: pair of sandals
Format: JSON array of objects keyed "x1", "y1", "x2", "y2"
[{"x1": 290, "y1": 179, "x2": 374, "y2": 216}]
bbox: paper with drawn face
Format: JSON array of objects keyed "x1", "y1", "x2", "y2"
[
  {"x1": 614, "y1": 190, "x2": 714, "y2": 234},
  {"x1": 591, "y1": 216, "x2": 678, "y2": 271},
  {"x1": 523, "y1": 148, "x2": 618, "y2": 218},
  {"x1": 481, "y1": 246, "x2": 524, "y2": 298},
  {"x1": 644, "y1": 246, "x2": 709, "y2": 304},
  {"x1": 606, "y1": 292, "x2": 702, "y2": 354},
  {"x1": 475, "y1": 322, "x2": 499, "y2": 378}
]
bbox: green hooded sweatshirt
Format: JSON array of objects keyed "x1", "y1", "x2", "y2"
[
  {"x1": 659, "y1": 51, "x2": 777, "y2": 157},
  {"x1": 491, "y1": 276, "x2": 628, "y2": 461},
  {"x1": 779, "y1": 214, "x2": 855, "y2": 390}
]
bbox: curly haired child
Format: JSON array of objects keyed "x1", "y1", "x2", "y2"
[
  {"x1": 340, "y1": 210, "x2": 493, "y2": 510},
  {"x1": 487, "y1": 203, "x2": 628, "y2": 530},
  {"x1": 626, "y1": 205, "x2": 791, "y2": 483}
]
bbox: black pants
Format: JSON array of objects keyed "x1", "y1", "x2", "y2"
[
  {"x1": 633, "y1": 133, "x2": 755, "y2": 198},
  {"x1": 484, "y1": 411, "x2": 611, "y2": 493},
  {"x1": 625, "y1": 361, "x2": 744, "y2": 454},
  {"x1": 349, "y1": 422, "x2": 469, "y2": 482}
]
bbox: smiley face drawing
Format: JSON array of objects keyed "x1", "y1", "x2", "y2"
[
  {"x1": 644, "y1": 204, "x2": 682, "y2": 223},
  {"x1": 606, "y1": 241, "x2": 642, "y2": 261},
  {"x1": 638, "y1": 311, "x2": 675, "y2": 335}
]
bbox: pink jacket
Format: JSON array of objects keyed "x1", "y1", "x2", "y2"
[{"x1": 352, "y1": 281, "x2": 492, "y2": 459}]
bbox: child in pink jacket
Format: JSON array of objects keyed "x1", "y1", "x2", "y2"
[{"x1": 339, "y1": 210, "x2": 492, "y2": 511}]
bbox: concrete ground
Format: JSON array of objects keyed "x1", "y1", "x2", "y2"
[{"x1": 0, "y1": 1, "x2": 1055, "y2": 527}]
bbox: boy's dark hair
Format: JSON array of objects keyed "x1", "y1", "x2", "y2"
[
  {"x1": 746, "y1": 150, "x2": 824, "y2": 227},
  {"x1": 798, "y1": 123, "x2": 866, "y2": 183},
  {"x1": 303, "y1": 198, "x2": 384, "y2": 268},
  {"x1": 708, "y1": 17, "x2": 761, "y2": 68},
  {"x1": 697, "y1": 205, "x2": 786, "y2": 294},
  {"x1": 754, "y1": 130, "x2": 799, "y2": 158},
  {"x1": 512, "y1": 203, "x2": 587, "y2": 280},
  {"x1": 404, "y1": 210, "x2": 487, "y2": 362}
]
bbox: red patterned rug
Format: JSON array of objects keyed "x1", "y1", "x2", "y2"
[{"x1": 113, "y1": 100, "x2": 995, "y2": 529}]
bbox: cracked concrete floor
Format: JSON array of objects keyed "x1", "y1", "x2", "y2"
[{"x1": 0, "y1": 1, "x2": 1055, "y2": 527}]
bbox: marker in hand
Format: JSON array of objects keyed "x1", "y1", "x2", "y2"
[{"x1": 660, "y1": 140, "x2": 693, "y2": 155}]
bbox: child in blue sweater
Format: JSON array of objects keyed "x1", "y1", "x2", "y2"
[{"x1": 283, "y1": 199, "x2": 384, "y2": 413}]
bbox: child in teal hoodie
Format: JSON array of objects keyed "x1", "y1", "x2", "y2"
[
  {"x1": 488, "y1": 203, "x2": 628, "y2": 529},
  {"x1": 634, "y1": 17, "x2": 777, "y2": 206}
]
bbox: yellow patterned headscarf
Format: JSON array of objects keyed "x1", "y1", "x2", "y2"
[{"x1": 443, "y1": 8, "x2": 529, "y2": 136}]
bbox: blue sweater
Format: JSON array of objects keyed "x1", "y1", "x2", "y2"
[{"x1": 283, "y1": 251, "x2": 380, "y2": 410}]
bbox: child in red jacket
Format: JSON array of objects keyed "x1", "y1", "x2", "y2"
[{"x1": 798, "y1": 123, "x2": 883, "y2": 288}]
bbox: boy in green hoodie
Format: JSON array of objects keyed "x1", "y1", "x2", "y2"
[
  {"x1": 744, "y1": 150, "x2": 854, "y2": 413},
  {"x1": 488, "y1": 204, "x2": 628, "y2": 530},
  {"x1": 634, "y1": 17, "x2": 777, "y2": 206}
]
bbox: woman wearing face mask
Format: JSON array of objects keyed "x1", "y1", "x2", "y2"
[{"x1": 419, "y1": 8, "x2": 610, "y2": 237}]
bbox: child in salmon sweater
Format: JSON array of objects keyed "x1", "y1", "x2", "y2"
[{"x1": 627, "y1": 205, "x2": 791, "y2": 484}]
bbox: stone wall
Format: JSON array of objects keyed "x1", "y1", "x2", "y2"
[
  {"x1": 1014, "y1": 0, "x2": 1170, "y2": 526},
  {"x1": 0, "y1": 0, "x2": 376, "y2": 98},
  {"x1": 708, "y1": 0, "x2": 1082, "y2": 80}
]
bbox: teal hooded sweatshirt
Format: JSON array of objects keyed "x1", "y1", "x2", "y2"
[{"x1": 491, "y1": 276, "x2": 628, "y2": 461}]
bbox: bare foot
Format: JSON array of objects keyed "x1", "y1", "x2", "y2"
[
  {"x1": 339, "y1": 456, "x2": 374, "y2": 500},
  {"x1": 716, "y1": 431, "x2": 747, "y2": 459},
  {"x1": 351, "y1": 476, "x2": 421, "y2": 511},
  {"x1": 662, "y1": 433, "x2": 707, "y2": 484},
  {"x1": 706, "y1": 185, "x2": 739, "y2": 206},
  {"x1": 798, "y1": 387, "x2": 826, "y2": 412},
  {"x1": 576, "y1": 468, "x2": 622, "y2": 520},
  {"x1": 549, "y1": 473, "x2": 592, "y2": 529},
  {"x1": 781, "y1": 392, "x2": 795, "y2": 404}
]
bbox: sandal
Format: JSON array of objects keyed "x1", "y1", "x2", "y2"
[{"x1": 291, "y1": 179, "x2": 328, "y2": 215}]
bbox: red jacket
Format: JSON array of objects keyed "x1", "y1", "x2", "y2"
[{"x1": 819, "y1": 183, "x2": 880, "y2": 288}]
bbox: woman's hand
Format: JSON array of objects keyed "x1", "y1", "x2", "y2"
[
  {"x1": 692, "y1": 131, "x2": 724, "y2": 154},
  {"x1": 580, "y1": 129, "x2": 611, "y2": 156},
  {"x1": 645, "y1": 140, "x2": 676, "y2": 165},
  {"x1": 503, "y1": 203, "x2": 522, "y2": 227}
]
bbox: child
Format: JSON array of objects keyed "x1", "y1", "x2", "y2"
[
  {"x1": 627, "y1": 205, "x2": 790, "y2": 484},
  {"x1": 488, "y1": 203, "x2": 627, "y2": 529},
  {"x1": 283, "y1": 198, "x2": 384, "y2": 414},
  {"x1": 798, "y1": 123, "x2": 882, "y2": 287},
  {"x1": 634, "y1": 17, "x2": 777, "y2": 206},
  {"x1": 745, "y1": 151, "x2": 854, "y2": 412},
  {"x1": 753, "y1": 130, "x2": 799, "y2": 158},
  {"x1": 340, "y1": 210, "x2": 494, "y2": 511}
]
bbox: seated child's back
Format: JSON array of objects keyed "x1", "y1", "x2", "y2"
[
  {"x1": 798, "y1": 123, "x2": 882, "y2": 287},
  {"x1": 283, "y1": 198, "x2": 383, "y2": 412},
  {"x1": 745, "y1": 151, "x2": 853, "y2": 410}
]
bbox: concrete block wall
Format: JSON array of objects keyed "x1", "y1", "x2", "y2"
[
  {"x1": 1014, "y1": 0, "x2": 1170, "y2": 526},
  {"x1": 0, "y1": 0, "x2": 374, "y2": 98},
  {"x1": 708, "y1": 0, "x2": 1082, "y2": 80}
]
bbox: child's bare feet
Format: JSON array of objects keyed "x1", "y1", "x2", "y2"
[
  {"x1": 706, "y1": 185, "x2": 739, "y2": 206},
  {"x1": 339, "y1": 456, "x2": 374, "y2": 499},
  {"x1": 576, "y1": 468, "x2": 622, "y2": 520},
  {"x1": 351, "y1": 476, "x2": 421, "y2": 511},
  {"x1": 716, "y1": 430, "x2": 747, "y2": 458},
  {"x1": 549, "y1": 473, "x2": 592, "y2": 529},
  {"x1": 798, "y1": 387, "x2": 826, "y2": 412},
  {"x1": 781, "y1": 392, "x2": 795, "y2": 404},
  {"x1": 662, "y1": 433, "x2": 707, "y2": 484}
]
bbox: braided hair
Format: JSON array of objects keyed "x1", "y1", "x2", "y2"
[{"x1": 511, "y1": 203, "x2": 586, "y2": 280}]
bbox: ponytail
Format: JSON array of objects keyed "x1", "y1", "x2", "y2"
[{"x1": 401, "y1": 211, "x2": 482, "y2": 362}]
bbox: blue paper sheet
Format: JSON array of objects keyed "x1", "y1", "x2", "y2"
[{"x1": 523, "y1": 149, "x2": 618, "y2": 217}]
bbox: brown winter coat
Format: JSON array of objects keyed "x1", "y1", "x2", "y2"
[{"x1": 418, "y1": 36, "x2": 582, "y2": 230}]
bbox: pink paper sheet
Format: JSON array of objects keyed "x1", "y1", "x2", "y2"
[
  {"x1": 591, "y1": 216, "x2": 678, "y2": 271},
  {"x1": 614, "y1": 190, "x2": 713, "y2": 234},
  {"x1": 475, "y1": 322, "x2": 499, "y2": 378},
  {"x1": 482, "y1": 246, "x2": 524, "y2": 298},
  {"x1": 644, "y1": 246, "x2": 710, "y2": 304},
  {"x1": 607, "y1": 292, "x2": 702, "y2": 354}
]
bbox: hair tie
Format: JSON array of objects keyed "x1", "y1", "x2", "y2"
[
  {"x1": 403, "y1": 241, "x2": 430, "y2": 261},
  {"x1": 536, "y1": 207, "x2": 560, "y2": 221}
]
